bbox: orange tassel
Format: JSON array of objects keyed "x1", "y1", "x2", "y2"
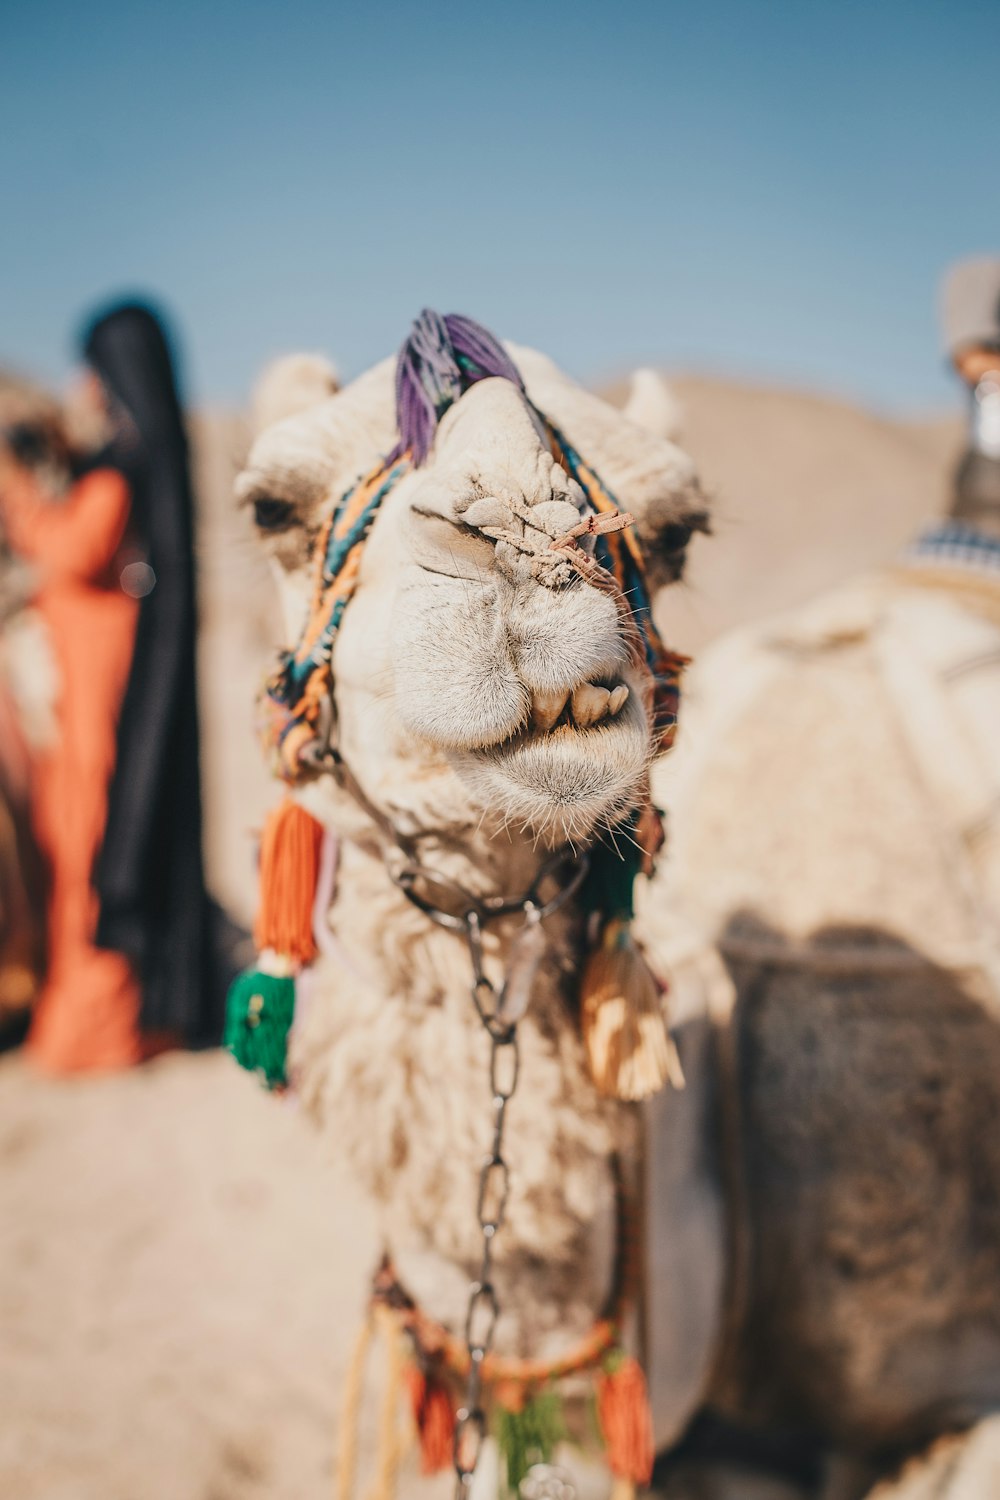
[
  {"x1": 403, "y1": 1363, "x2": 455, "y2": 1474},
  {"x1": 596, "y1": 1355, "x2": 655, "y2": 1485},
  {"x1": 253, "y1": 798, "x2": 324, "y2": 966}
]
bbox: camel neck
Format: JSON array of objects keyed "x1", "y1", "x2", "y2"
[{"x1": 303, "y1": 831, "x2": 621, "y2": 1357}]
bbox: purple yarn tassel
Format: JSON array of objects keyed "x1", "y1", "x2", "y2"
[{"x1": 392, "y1": 309, "x2": 524, "y2": 465}]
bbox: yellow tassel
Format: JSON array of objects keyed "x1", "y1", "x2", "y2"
[
  {"x1": 334, "y1": 1306, "x2": 409, "y2": 1500},
  {"x1": 581, "y1": 919, "x2": 685, "y2": 1101},
  {"x1": 610, "y1": 1481, "x2": 636, "y2": 1500},
  {"x1": 369, "y1": 1304, "x2": 407, "y2": 1500},
  {"x1": 335, "y1": 1316, "x2": 373, "y2": 1500}
]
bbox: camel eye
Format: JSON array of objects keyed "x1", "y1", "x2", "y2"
[
  {"x1": 659, "y1": 523, "x2": 692, "y2": 554},
  {"x1": 253, "y1": 497, "x2": 298, "y2": 532}
]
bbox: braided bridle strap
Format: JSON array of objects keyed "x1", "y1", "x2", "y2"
[{"x1": 371, "y1": 1261, "x2": 620, "y2": 1387}]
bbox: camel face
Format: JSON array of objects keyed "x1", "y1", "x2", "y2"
[
  {"x1": 383, "y1": 378, "x2": 653, "y2": 842},
  {"x1": 239, "y1": 351, "x2": 704, "y2": 846}
]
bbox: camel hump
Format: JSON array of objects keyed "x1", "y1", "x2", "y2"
[
  {"x1": 873, "y1": 584, "x2": 1000, "y2": 997},
  {"x1": 647, "y1": 569, "x2": 1000, "y2": 994}
]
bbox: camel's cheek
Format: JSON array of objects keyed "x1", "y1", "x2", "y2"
[
  {"x1": 389, "y1": 563, "x2": 633, "y2": 754},
  {"x1": 391, "y1": 566, "x2": 529, "y2": 750},
  {"x1": 269, "y1": 559, "x2": 312, "y2": 650}
]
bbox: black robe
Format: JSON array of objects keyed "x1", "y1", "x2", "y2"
[{"x1": 83, "y1": 301, "x2": 234, "y2": 1043}]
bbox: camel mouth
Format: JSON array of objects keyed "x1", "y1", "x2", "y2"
[
  {"x1": 477, "y1": 700, "x2": 647, "y2": 767},
  {"x1": 523, "y1": 677, "x2": 633, "y2": 735},
  {"x1": 451, "y1": 678, "x2": 651, "y2": 840}
]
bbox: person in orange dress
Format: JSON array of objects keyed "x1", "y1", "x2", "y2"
[
  {"x1": 0, "y1": 399, "x2": 50, "y2": 1024},
  {"x1": 0, "y1": 436, "x2": 141, "y2": 1069},
  {"x1": 0, "y1": 301, "x2": 225, "y2": 1073}
]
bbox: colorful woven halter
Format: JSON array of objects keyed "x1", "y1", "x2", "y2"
[
  {"x1": 547, "y1": 421, "x2": 684, "y2": 754},
  {"x1": 261, "y1": 455, "x2": 412, "y2": 777},
  {"x1": 261, "y1": 310, "x2": 685, "y2": 781}
]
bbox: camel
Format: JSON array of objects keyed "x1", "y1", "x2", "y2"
[
  {"x1": 235, "y1": 316, "x2": 719, "y2": 1493},
  {"x1": 643, "y1": 538, "x2": 1000, "y2": 1497},
  {"x1": 235, "y1": 315, "x2": 1000, "y2": 1500}
]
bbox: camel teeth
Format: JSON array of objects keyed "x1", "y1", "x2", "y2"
[
  {"x1": 608, "y1": 684, "x2": 629, "y2": 716},
  {"x1": 571, "y1": 682, "x2": 611, "y2": 727},
  {"x1": 531, "y1": 688, "x2": 568, "y2": 732}
]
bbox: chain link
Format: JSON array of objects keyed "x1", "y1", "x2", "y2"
[{"x1": 452, "y1": 899, "x2": 533, "y2": 1498}]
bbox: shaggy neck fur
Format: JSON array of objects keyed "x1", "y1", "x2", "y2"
[{"x1": 290, "y1": 821, "x2": 634, "y2": 1358}]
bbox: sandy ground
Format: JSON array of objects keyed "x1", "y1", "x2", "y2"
[
  {"x1": 0, "y1": 1050, "x2": 379, "y2": 1500},
  {"x1": 0, "y1": 373, "x2": 968, "y2": 1498}
]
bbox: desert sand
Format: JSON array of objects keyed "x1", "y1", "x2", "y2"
[{"x1": 0, "y1": 374, "x2": 966, "y2": 1498}]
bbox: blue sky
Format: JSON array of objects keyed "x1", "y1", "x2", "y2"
[{"x1": 1, "y1": 0, "x2": 998, "y2": 413}]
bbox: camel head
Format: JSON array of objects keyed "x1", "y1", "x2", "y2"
[{"x1": 237, "y1": 313, "x2": 708, "y2": 857}]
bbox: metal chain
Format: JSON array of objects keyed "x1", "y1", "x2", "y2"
[
  {"x1": 452, "y1": 899, "x2": 535, "y2": 1497},
  {"x1": 390, "y1": 847, "x2": 589, "y2": 1498}
]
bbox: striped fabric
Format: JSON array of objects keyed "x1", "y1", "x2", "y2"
[{"x1": 903, "y1": 521, "x2": 1000, "y2": 577}]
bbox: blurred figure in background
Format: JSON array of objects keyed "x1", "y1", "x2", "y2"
[
  {"x1": 943, "y1": 257, "x2": 1000, "y2": 528},
  {"x1": 0, "y1": 376, "x2": 55, "y2": 1028},
  {"x1": 0, "y1": 301, "x2": 220, "y2": 1072}
]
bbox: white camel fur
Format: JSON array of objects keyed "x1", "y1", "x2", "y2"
[{"x1": 237, "y1": 344, "x2": 713, "y2": 1400}]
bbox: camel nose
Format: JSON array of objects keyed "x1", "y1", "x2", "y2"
[{"x1": 457, "y1": 495, "x2": 588, "y2": 588}]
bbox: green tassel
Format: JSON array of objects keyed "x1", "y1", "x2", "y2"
[
  {"x1": 495, "y1": 1390, "x2": 566, "y2": 1495},
  {"x1": 224, "y1": 969, "x2": 296, "y2": 1090},
  {"x1": 580, "y1": 812, "x2": 643, "y2": 922}
]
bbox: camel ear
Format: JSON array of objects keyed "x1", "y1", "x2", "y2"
[
  {"x1": 623, "y1": 369, "x2": 683, "y2": 444},
  {"x1": 250, "y1": 353, "x2": 340, "y2": 436}
]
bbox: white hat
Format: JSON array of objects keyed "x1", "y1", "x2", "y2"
[{"x1": 941, "y1": 257, "x2": 1000, "y2": 356}]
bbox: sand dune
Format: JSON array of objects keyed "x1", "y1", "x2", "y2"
[{"x1": 636, "y1": 376, "x2": 961, "y2": 652}]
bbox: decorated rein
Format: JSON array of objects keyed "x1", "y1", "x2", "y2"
[{"x1": 260, "y1": 455, "x2": 411, "y2": 779}]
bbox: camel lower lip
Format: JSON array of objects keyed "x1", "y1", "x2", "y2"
[{"x1": 452, "y1": 710, "x2": 651, "y2": 838}]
